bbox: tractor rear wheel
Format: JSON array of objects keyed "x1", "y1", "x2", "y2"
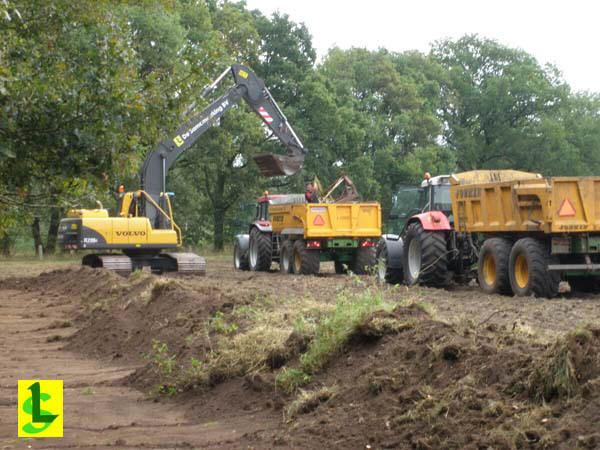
[
  {"x1": 508, "y1": 238, "x2": 559, "y2": 298},
  {"x1": 376, "y1": 240, "x2": 403, "y2": 284},
  {"x1": 279, "y1": 240, "x2": 294, "y2": 273},
  {"x1": 477, "y1": 238, "x2": 512, "y2": 294},
  {"x1": 233, "y1": 241, "x2": 249, "y2": 271},
  {"x1": 292, "y1": 239, "x2": 320, "y2": 275},
  {"x1": 353, "y1": 247, "x2": 376, "y2": 274},
  {"x1": 249, "y1": 228, "x2": 272, "y2": 272},
  {"x1": 403, "y1": 222, "x2": 448, "y2": 287}
]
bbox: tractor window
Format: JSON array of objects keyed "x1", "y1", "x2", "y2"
[
  {"x1": 391, "y1": 187, "x2": 425, "y2": 218},
  {"x1": 432, "y1": 185, "x2": 452, "y2": 213},
  {"x1": 388, "y1": 186, "x2": 425, "y2": 234},
  {"x1": 257, "y1": 202, "x2": 269, "y2": 221}
]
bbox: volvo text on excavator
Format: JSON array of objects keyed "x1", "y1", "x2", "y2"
[{"x1": 58, "y1": 64, "x2": 308, "y2": 275}]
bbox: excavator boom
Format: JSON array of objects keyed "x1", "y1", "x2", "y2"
[{"x1": 141, "y1": 63, "x2": 308, "y2": 227}]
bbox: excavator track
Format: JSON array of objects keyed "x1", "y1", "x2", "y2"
[
  {"x1": 82, "y1": 254, "x2": 133, "y2": 277},
  {"x1": 162, "y1": 252, "x2": 206, "y2": 275}
]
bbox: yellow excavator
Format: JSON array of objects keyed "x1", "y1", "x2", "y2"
[{"x1": 58, "y1": 64, "x2": 308, "y2": 275}]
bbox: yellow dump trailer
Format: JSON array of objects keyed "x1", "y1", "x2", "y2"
[
  {"x1": 233, "y1": 194, "x2": 382, "y2": 275},
  {"x1": 269, "y1": 202, "x2": 381, "y2": 239},
  {"x1": 449, "y1": 171, "x2": 600, "y2": 297}
]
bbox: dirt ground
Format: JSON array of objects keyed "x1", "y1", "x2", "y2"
[{"x1": 1, "y1": 257, "x2": 600, "y2": 449}]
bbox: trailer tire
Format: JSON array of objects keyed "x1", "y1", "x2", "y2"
[
  {"x1": 353, "y1": 247, "x2": 376, "y2": 275},
  {"x1": 249, "y1": 227, "x2": 272, "y2": 272},
  {"x1": 477, "y1": 238, "x2": 512, "y2": 294},
  {"x1": 280, "y1": 240, "x2": 294, "y2": 274},
  {"x1": 233, "y1": 241, "x2": 249, "y2": 271},
  {"x1": 376, "y1": 240, "x2": 403, "y2": 284},
  {"x1": 334, "y1": 260, "x2": 348, "y2": 274},
  {"x1": 403, "y1": 222, "x2": 448, "y2": 287},
  {"x1": 508, "y1": 238, "x2": 559, "y2": 298},
  {"x1": 292, "y1": 239, "x2": 320, "y2": 275}
]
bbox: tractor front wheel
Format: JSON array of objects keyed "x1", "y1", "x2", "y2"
[
  {"x1": 233, "y1": 240, "x2": 249, "y2": 271},
  {"x1": 376, "y1": 240, "x2": 403, "y2": 284}
]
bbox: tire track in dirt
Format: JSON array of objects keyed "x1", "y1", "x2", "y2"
[{"x1": 0, "y1": 288, "x2": 266, "y2": 449}]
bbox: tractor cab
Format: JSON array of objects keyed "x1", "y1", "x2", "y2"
[{"x1": 388, "y1": 174, "x2": 452, "y2": 234}]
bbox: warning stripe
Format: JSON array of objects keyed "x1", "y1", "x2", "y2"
[{"x1": 258, "y1": 107, "x2": 273, "y2": 123}]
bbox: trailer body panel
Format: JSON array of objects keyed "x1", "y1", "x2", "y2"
[
  {"x1": 268, "y1": 202, "x2": 381, "y2": 239},
  {"x1": 450, "y1": 172, "x2": 600, "y2": 235}
]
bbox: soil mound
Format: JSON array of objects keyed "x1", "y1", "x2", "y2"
[
  {"x1": 2, "y1": 266, "x2": 126, "y2": 297},
  {"x1": 272, "y1": 308, "x2": 600, "y2": 449},
  {"x1": 66, "y1": 276, "x2": 239, "y2": 384},
  {"x1": 7, "y1": 265, "x2": 600, "y2": 449}
]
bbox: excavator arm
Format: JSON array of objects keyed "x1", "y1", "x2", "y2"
[{"x1": 140, "y1": 63, "x2": 308, "y2": 227}]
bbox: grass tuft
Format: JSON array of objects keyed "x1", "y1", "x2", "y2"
[
  {"x1": 298, "y1": 287, "x2": 392, "y2": 375},
  {"x1": 285, "y1": 386, "x2": 337, "y2": 419}
]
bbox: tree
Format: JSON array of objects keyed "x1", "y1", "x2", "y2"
[
  {"x1": 431, "y1": 35, "x2": 574, "y2": 174},
  {"x1": 303, "y1": 48, "x2": 448, "y2": 216},
  {"x1": 0, "y1": 0, "x2": 156, "y2": 251}
]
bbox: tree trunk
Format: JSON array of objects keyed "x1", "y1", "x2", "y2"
[
  {"x1": 45, "y1": 208, "x2": 62, "y2": 255},
  {"x1": 31, "y1": 217, "x2": 43, "y2": 253},
  {"x1": 213, "y1": 207, "x2": 225, "y2": 251},
  {"x1": 1, "y1": 234, "x2": 11, "y2": 257}
]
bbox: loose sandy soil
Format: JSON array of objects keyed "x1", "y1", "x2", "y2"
[{"x1": 1, "y1": 257, "x2": 600, "y2": 448}]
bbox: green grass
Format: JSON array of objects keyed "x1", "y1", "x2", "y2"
[
  {"x1": 274, "y1": 286, "x2": 395, "y2": 394},
  {"x1": 299, "y1": 287, "x2": 391, "y2": 374}
]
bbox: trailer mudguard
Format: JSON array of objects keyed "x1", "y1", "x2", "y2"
[
  {"x1": 379, "y1": 234, "x2": 404, "y2": 269},
  {"x1": 411, "y1": 211, "x2": 451, "y2": 231}
]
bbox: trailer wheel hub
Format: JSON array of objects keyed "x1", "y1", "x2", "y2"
[
  {"x1": 294, "y1": 249, "x2": 302, "y2": 273},
  {"x1": 483, "y1": 254, "x2": 497, "y2": 286},
  {"x1": 514, "y1": 254, "x2": 529, "y2": 289}
]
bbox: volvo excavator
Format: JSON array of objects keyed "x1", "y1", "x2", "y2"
[{"x1": 58, "y1": 64, "x2": 308, "y2": 275}]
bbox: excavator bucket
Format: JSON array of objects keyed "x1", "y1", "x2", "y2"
[{"x1": 253, "y1": 153, "x2": 304, "y2": 177}]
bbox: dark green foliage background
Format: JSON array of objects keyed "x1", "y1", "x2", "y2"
[{"x1": 1, "y1": 1, "x2": 599, "y2": 252}]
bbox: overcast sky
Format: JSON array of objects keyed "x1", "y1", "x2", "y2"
[{"x1": 244, "y1": 0, "x2": 599, "y2": 93}]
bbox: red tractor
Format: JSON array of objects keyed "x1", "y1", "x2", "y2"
[{"x1": 376, "y1": 174, "x2": 478, "y2": 286}]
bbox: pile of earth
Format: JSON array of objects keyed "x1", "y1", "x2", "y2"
[
  {"x1": 4, "y1": 267, "x2": 250, "y2": 389},
  {"x1": 7, "y1": 267, "x2": 600, "y2": 449},
  {"x1": 261, "y1": 306, "x2": 600, "y2": 449}
]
